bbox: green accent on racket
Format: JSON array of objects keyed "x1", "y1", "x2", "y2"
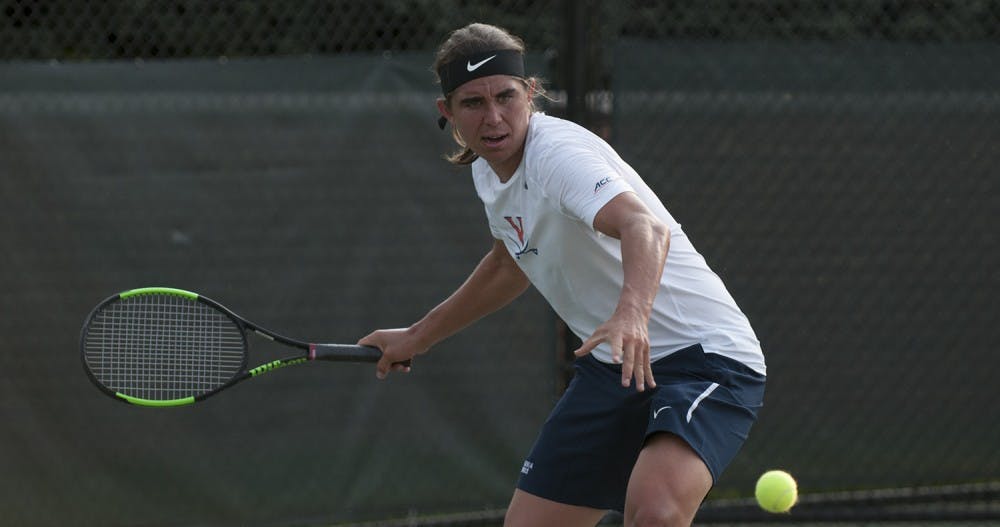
[
  {"x1": 116, "y1": 393, "x2": 197, "y2": 407},
  {"x1": 249, "y1": 358, "x2": 308, "y2": 377},
  {"x1": 119, "y1": 286, "x2": 198, "y2": 300}
]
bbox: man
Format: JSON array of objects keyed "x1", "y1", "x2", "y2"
[{"x1": 359, "y1": 23, "x2": 766, "y2": 527}]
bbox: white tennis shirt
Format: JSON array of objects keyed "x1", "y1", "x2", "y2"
[{"x1": 472, "y1": 113, "x2": 766, "y2": 375}]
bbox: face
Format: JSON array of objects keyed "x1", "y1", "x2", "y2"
[{"x1": 438, "y1": 75, "x2": 533, "y2": 181}]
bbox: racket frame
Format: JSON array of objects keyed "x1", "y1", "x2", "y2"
[{"x1": 80, "y1": 287, "x2": 382, "y2": 407}]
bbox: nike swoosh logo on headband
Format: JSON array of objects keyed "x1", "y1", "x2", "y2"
[{"x1": 467, "y1": 55, "x2": 497, "y2": 72}]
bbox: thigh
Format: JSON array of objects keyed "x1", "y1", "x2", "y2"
[
  {"x1": 646, "y1": 348, "x2": 766, "y2": 483},
  {"x1": 516, "y1": 355, "x2": 649, "y2": 511},
  {"x1": 504, "y1": 489, "x2": 606, "y2": 527},
  {"x1": 624, "y1": 433, "x2": 713, "y2": 526}
]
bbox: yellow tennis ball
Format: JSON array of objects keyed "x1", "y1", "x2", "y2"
[{"x1": 755, "y1": 470, "x2": 798, "y2": 513}]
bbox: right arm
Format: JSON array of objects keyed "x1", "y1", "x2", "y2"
[{"x1": 359, "y1": 238, "x2": 530, "y2": 379}]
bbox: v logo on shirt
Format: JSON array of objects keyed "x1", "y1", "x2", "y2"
[{"x1": 503, "y1": 216, "x2": 539, "y2": 259}]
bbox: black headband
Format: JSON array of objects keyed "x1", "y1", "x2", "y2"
[{"x1": 437, "y1": 49, "x2": 525, "y2": 96}]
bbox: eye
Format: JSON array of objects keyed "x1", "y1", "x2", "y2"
[
  {"x1": 497, "y1": 93, "x2": 514, "y2": 103},
  {"x1": 461, "y1": 99, "x2": 482, "y2": 109}
]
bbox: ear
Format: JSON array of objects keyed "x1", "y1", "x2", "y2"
[{"x1": 436, "y1": 98, "x2": 452, "y2": 121}]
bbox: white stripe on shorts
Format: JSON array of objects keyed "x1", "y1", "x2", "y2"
[{"x1": 687, "y1": 382, "x2": 720, "y2": 423}]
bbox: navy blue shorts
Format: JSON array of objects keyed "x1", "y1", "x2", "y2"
[{"x1": 516, "y1": 344, "x2": 765, "y2": 512}]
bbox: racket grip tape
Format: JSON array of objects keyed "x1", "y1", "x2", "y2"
[{"x1": 309, "y1": 344, "x2": 412, "y2": 367}]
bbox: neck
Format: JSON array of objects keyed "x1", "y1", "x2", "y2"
[{"x1": 490, "y1": 156, "x2": 521, "y2": 183}]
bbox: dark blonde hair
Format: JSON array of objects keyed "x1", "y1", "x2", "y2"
[{"x1": 433, "y1": 23, "x2": 544, "y2": 165}]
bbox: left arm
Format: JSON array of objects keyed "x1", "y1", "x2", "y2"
[{"x1": 573, "y1": 191, "x2": 670, "y2": 391}]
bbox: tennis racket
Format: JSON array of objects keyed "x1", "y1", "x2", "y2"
[{"x1": 80, "y1": 287, "x2": 402, "y2": 407}]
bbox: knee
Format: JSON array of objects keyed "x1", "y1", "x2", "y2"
[{"x1": 627, "y1": 503, "x2": 691, "y2": 527}]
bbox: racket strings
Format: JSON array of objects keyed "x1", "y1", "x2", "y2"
[{"x1": 83, "y1": 293, "x2": 245, "y2": 400}]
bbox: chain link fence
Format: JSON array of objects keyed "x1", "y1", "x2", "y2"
[
  {"x1": 0, "y1": 1, "x2": 561, "y2": 58},
  {"x1": 4, "y1": 1, "x2": 999, "y2": 61}
]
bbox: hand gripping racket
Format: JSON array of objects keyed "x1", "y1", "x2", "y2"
[{"x1": 80, "y1": 287, "x2": 401, "y2": 407}]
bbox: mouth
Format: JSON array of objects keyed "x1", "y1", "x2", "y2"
[{"x1": 481, "y1": 133, "x2": 510, "y2": 148}]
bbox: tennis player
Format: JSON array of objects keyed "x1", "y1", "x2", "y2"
[{"x1": 359, "y1": 23, "x2": 766, "y2": 527}]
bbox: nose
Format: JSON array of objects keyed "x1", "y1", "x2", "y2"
[{"x1": 483, "y1": 101, "x2": 503, "y2": 125}]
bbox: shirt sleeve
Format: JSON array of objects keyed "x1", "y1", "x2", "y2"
[
  {"x1": 539, "y1": 147, "x2": 636, "y2": 230},
  {"x1": 485, "y1": 209, "x2": 504, "y2": 240}
]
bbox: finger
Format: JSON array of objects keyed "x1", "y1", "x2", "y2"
[
  {"x1": 372, "y1": 345, "x2": 392, "y2": 380},
  {"x1": 356, "y1": 332, "x2": 377, "y2": 347},
  {"x1": 620, "y1": 342, "x2": 635, "y2": 388},
  {"x1": 641, "y1": 343, "x2": 655, "y2": 390},
  {"x1": 633, "y1": 361, "x2": 648, "y2": 391},
  {"x1": 610, "y1": 335, "x2": 624, "y2": 364},
  {"x1": 641, "y1": 360, "x2": 655, "y2": 391},
  {"x1": 633, "y1": 344, "x2": 653, "y2": 392},
  {"x1": 573, "y1": 335, "x2": 600, "y2": 357}
]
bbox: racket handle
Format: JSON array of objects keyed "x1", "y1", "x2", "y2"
[{"x1": 309, "y1": 344, "x2": 412, "y2": 367}]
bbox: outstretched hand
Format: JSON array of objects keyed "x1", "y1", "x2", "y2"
[
  {"x1": 573, "y1": 311, "x2": 656, "y2": 392},
  {"x1": 357, "y1": 328, "x2": 423, "y2": 380}
]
